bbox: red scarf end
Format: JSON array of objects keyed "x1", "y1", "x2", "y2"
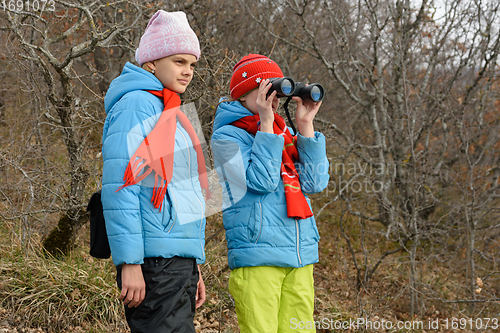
[
  {"x1": 116, "y1": 162, "x2": 137, "y2": 192},
  {"x1": 287, "y1": 211, "x2": 314, "y2": 220},
  {"x1": 116, "y1": 157, "x2": 151, "y2": 193},
  {"x1": 284, "y1": 185, "x2": 314, "y2": 220},
  {"x1": 205, "y1": 188, "x2": 212, "y2": 200},
  {"x1": 152, "y1": 175, "x2": 168, "y2": 212}
]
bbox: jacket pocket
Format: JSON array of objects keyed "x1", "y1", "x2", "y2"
[
  {"x1": 162, "y1": 187, "x2": 177, "y2": 233},
  {"x1": 310, "y1": 218, "x2": 320, "y2": 242},
  {"x1": 249, "y1": 202, "x2": 263, "y2": 243},
  {"x1": 305, "y1": 198, "x2": 320, "y2": 242}
]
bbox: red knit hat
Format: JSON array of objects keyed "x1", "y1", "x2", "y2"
[{"x1": 230, "y1": 54, "x2": 284, "y2": 100}]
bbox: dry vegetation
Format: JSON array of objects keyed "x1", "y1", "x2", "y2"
[
  {"x1": 1, "y1": 0, "x2": 500, "y2": 332},
  {"x1": 2, "y1": 198, "x2": 499, "y2": 332}
]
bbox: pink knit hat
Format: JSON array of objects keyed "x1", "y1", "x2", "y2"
[{"x1": 135, "y1": 11, "x2": 201, "y2": 65}]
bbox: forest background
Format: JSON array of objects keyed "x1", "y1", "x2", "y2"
[{"x1": 0, "y1": 0, "x2": 499, "y2": 332}]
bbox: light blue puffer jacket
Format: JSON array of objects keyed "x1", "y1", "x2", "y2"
[
  {"x1": 211, "y1": 100, "x2": 329, "y2": 269},
  {"x1": 102, "y1": 62, "x2": 206, "y2": 266}
]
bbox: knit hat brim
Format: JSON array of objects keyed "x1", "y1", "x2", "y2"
[{"x1": 229, "y1": 54, "x2": 284, "y2": 100}]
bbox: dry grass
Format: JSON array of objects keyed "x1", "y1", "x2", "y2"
[
  {"x1": 0, "y1": 214, "x2": 241, "y2": 333},
  {"x1": 1, "y1": 200, "x2": 499, "y2": 332},
  {"x1": 0, "y1": 223, "x2": 127, "y2": 332}
]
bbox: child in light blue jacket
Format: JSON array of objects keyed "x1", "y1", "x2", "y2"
[
  {"x1": 102, "y1": 10, "x2": 209, "y2": 332},
  {"x1": 211, "y1": 54, "x2": 329, "y2": 333}
]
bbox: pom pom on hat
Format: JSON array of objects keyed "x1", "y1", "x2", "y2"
[
  {"x1": 230, "y1": 54, "x2": 284, "y2": 100},
  {"x1": 135, "y1": 10, "x2": 201, "y2": 66}
]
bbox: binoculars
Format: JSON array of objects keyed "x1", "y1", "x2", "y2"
[{"x1": 267, "y1": 77, "x2": 325, "y2": 102}]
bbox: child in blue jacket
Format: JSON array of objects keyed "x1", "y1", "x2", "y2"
[
  {"x1": 211, "y1": 54, "x2": 330, "y2": 332},
  {"x1": 102, "y1": 10, "x2": 209, "y2": 332}
]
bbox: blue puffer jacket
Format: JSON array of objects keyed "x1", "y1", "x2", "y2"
[
  {"x1": 211, "y1": 100, "x2": 329, "y2": 269},
  {"x1": 102, "y1": 62, "x2": 206, "y2": 266}
]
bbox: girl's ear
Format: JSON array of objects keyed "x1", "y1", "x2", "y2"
[{"x1": 145, "y1": 61, "x2": 156, "y2": 72}]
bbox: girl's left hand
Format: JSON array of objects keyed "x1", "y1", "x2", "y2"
[{"x1": 293, "y1": 96, "x2": 322, "y2": 137}]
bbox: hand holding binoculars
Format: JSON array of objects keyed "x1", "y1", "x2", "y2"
[{"x1": 266, "y1": 77, "x2": 325, "y2": 102}]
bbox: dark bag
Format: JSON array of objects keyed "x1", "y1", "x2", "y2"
[{"x1": 87, "y1": 190, "x2": 111, "y2": 259}]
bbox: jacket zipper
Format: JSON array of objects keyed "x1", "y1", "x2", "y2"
[
  {"x1": 254, "y1": 202, "x2": 263, "y2": 243},
  {"x1": 296, "y1": 219, "x2": 302, "y2": 265},
  {"x1": 179, "y1": 127, "x2": 205, "y2": 259}
]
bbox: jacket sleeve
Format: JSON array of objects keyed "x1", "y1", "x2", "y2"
[
  {"x1": 296, "y1": 132, "x2": 330, "y2": 193},
  {"x1": 212, "y1": 128, "x2": 284, "y2": 195},
  {"x1": 101, "y1": 92, "x2": 159, "y2": 266}
]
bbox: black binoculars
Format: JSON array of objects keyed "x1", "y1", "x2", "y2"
[{"x1": 266, "y1": 77, "x2": 325, "y2": 102}]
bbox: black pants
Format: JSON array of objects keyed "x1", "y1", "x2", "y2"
[{"x1": 116, "y1": 257, "x2": 199, "y2": 333}]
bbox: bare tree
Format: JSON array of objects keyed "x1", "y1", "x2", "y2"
[
  {"x1": 1, "y1": 0, "x2": 499, "y2": 325},
  {"x1": 242, "y1": 0, "x2": 500, "y2": 316},
  {"x1": 0, "y1": 0, "x2": 245, "y2": 256},
  {"x1": 0, "y1": 0, "x2": 145, "y2": 255}
]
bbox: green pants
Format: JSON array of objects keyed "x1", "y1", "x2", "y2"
[{"x1": 229, "y1": 265, "x2": 316, "y2": 333}]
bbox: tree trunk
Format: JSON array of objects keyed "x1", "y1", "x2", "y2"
[
  {"x1": 43, "y1": 208, "x2": 89, "y2": 256},
  {"x1": 466, "y1": 198, "x2": 477, "y2": 314},
  {"x1": 42, "y1": 69, "x2": 89, "y2": 256}
]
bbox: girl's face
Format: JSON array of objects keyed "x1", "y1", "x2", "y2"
[
  {"x1": 240, "y1": 88, "x2": 280, "y2": 115},
  {"x1": 146, "y1": 54, "x2": 197, "y2": 93}
]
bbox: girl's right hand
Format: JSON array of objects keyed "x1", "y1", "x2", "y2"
[{"x1": 256, "y1": 79, "x2": 277, "y2": 133}]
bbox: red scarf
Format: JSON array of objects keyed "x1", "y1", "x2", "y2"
[
  {"x1": 117, "y1": 89, "x2": 211, "y2": 211},
  {"x1": 231, "y1": 114, "x2": 313, "y2": 219}
]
